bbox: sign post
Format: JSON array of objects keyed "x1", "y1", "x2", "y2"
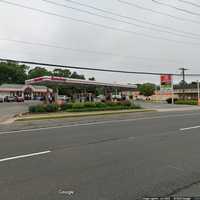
[
  {"x1": 171, "y1": 77, "x2": 174, "y2": 105},
  {"x1": 197, "y1": 80, "x2": 200, "y2": 106},
  {"x1": 160, "y1": 74, "x2": 173, "y2": 103}
]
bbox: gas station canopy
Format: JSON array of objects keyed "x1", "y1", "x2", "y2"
[{"x1": 25, "y1": 76, "x2": 137, "y2": 91}]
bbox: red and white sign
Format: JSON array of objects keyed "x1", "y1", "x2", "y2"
[{"x1": 160, "y1": 74, "x2": 172, "y2": 85}]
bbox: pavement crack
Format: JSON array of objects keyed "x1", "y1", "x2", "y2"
[
  {"x1": 87, "y1": 137, "x2": 122, "y2": 145},
  {"x1": 164, "y1": 179, "x2": 200, "y2": 197}
]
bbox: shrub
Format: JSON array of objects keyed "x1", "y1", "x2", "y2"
[
  {"x1": 45, "y1": 104, "x2": 59, "y2": 112},
  {"x1": 116, "y1": 100, "x2": 131, "y2": 107},
  {"x1": 175, "y1": 100, "x2": 197, "y2": 105},
  {"x1": 29, "y1": 105, "x2": 37, "y2": 113},
  {"x1": 60, "y1": 103, "x2": 73, "y2": 111},
  {"x1": 29, "y1": 104, "x2": 46, "y2": 113},
  {"x1": 106, "y1": 102, "x2": 118, "y2": 107},
  {"x1": 29, "y1": 100, "x2": 141, "y2": 113},
  {"x1": 95, "y1": 102, "x2": 106, "y2": 108},
  {"x1": 72, "y1": 102, "x2": 85, "y2": 109},
  {"x1": 84, "y1": 102, "x2": 96, "y2": 108}
]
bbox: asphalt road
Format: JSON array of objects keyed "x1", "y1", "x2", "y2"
[{"x1": 1, "y1": 111, "x2": 200, "y2": 199}]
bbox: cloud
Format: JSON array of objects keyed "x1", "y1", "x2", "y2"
[{"x1": 0, "y1": 0, "x2": 199, "y2": 84}]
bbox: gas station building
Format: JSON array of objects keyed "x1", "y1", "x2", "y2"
[{"x1": 25, "y1": 76, "x2": 137, "y2": 102}]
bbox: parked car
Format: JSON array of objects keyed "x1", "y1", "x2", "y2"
[
  {"x1": 96, "y1": 95, "x2": 106, "y2": 102},
  {"x1": 57, "y1": 95, "x2": 68, "y2": 101},
  {"x1": 34, "y1": 96, "x2": 45, "y2": 101},
  {"x1": 0, "y1": 96, "x2": 3, "y2": 103},
  {"x1": 112, "y1": 94, "x2": 122, "y2": 101},
  {"x1": 15, "y1": 96, "x2": 24, "y2": 102},
  {"x1": 4, "y1": 96, "x2": 16, "y2": 102}
]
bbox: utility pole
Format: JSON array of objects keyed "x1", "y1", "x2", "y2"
[
  {"x1": 179, "y1": 68, "x2": 188, "y2": 100},
  {"x1": 197, "y1": 80, "x2": 200, "y2": 105}
]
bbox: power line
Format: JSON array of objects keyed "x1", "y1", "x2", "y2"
[
  {"x1": 41, "y1": 0, "x2": 200, "y2": 39},
  {"x1": 0, "y1": 38, "x2": 184, "y2": 65},
  {"x1": 152, "y1": 0, "x2": 200, "y2": 17},
  {"x1": 118, "y1": 0, "x2": 200, "y2": 25},
  {"x1": 177, "y1": 0, "x2": 200, "y2": 8},
  {"x1": 0, "y1": 58, "x2": 181, "y2": 76},
  {"x1": 1, "y1": 0, "x2": 200, "y2": 46},
  {"x1": 41, "y1": 0, "x2": 200, "y2": 40},
  {"x1": 1, "y1": 58, "x2": 200, "y2": 77}
]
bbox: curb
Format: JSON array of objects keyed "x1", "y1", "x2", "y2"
[{"x1": 16, "y1": 109, "x2": 155, "y2": 122}]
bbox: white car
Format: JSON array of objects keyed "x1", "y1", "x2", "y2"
[
  {"x1": 57, "y1": 95, "x2": 70, "y2": 101},
  {"x1": 96, "y1": 95, "x2": 106, "y2": 101}
]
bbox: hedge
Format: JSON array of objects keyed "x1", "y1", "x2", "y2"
[
  {"x1": 175, "y1": 100, "x2": 197, "y2": 105},
  {"x1": 29, "y1": 101, "x2": 141, "y2": 113},
  {"x1": 67, "y1": 105, "x2": 141, "y2": 112},
  {"x1": 29, "y1": 104, "x2": 59, "y2": 113}
]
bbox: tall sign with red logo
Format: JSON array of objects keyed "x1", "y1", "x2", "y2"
[{"x1": 160, "y1": 74, "x2": 173, "y2": 92}]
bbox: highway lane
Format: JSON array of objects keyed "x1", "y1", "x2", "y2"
[{"x1": 1, "y1": 111, "x2": 200, "y2": 199}]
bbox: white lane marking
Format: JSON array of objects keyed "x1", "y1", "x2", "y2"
[
  {"x1": 180, "y1": 125, "x2": 200, "y2": 131},
  {"x1": 58, "y1": 190, "x2": 74, "y2": 196},
  {"x1": 1, "y1": 112, "x2": 200, "y2": 136},
  {"x1": 0, "y1": 150, "x2": 51, "y2": 162}
]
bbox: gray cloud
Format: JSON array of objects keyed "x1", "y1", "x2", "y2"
[{"x1": 0, "y1": 0, "x2": 200, "y2": 84}]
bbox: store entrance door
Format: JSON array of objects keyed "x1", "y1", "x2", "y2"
[{"x1": 24, "y1": 87, "x2": 33, "y2": 100}]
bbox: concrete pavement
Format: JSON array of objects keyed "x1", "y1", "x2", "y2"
[
  {"x1": 137, "y1": 101, "x2": 200, "y2": 112},
  {"x1": 1, "y1": 111, "x2": 200, "y2": 199}
]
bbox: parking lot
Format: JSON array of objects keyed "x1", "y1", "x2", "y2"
[{"x1": 0, "y1": 101, "x2": 40, "y2": 123}]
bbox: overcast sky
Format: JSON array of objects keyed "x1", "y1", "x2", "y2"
[{"x1": 1, "y1": 0, "x2": 200, "y2": 84}]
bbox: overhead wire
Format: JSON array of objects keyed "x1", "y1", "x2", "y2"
[
  {"x1": 152, "y1": 0, "x2": 200, "y2": 17},
  {"x1": 2, "y1": 58, "x2": 200, "y2": 76},
  {"x1": 0, "y1": 58, "x2": 183, "y2": 76},
  {"x1": 40, "y1": 0, "x2": 200, "y2": 40},
  {"x1": 41, "y1": 0, "x2": 200, "y2": 39},
  {"x1": 177, "y1": 0, "x2": 200, "y2": 8},
  {"x1": 2, "y1": 58, "x2": 200, "y2": 77},
  {"x1": 0, "y1": 38, "x2": 184, "y2": 65},
  {"x1": 118, "y1": 0, "x2": 200, "y2": 24},
  {"x1": 1, "y1": 0, "x2": 200, "y2": 46}
]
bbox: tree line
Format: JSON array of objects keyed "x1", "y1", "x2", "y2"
[
  {"x1": 0, "y1": 61, "x2": 96, "y2": 85},
  {"x1": 0, "y1": 61, "x2": 160, "y2": 97}
]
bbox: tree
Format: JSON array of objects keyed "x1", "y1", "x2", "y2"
[
  {"x1": 70, "y1": 72, "x2": 85, "y2": 80},
  {"x1": 28, "y1": 67, "x2": 52, "y2": 79},
  {"x1": 0, "y1": 61, "x2": 28, "y2": 85},
  {"x1": 179, "y1": 80, "x2": 187, "y2": 86},
  {"x1": 89, "y1": 77, "x2": 95, "y2": 81},
  {"x1": 53, "y1": 68, "x2": 71, "y2": 78},
  {"x1": 138, "y1": 83, "x2": 155, "y2": 97}
]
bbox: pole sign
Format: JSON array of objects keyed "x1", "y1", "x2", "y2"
[{"x1": 160, "y1": 74, "x2": 173, "y2": 92}]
